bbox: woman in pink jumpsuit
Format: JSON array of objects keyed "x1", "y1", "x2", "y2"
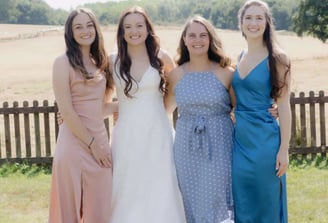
[{"x1": 48, "y1": 8, "x2": 115, "y2": 223}]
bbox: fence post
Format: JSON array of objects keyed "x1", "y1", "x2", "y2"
[
  {"x1": 23, "y1": 101, "x2": 32, "y2": 157},
  {"x1": 319, "y1": 91, "x2": 326, "y2": 156},
  {"x1": 33, "y1": 100, "x2": 41, "y2": 157},
  {"x1": 309, "y1": 91, "x2": 316, "y2": 159},
  {"x1": 43, "y1": 100, "x2": 51, "y2": 157},
  {"x1": 3, "y1": 102, "x2": 11, "y2": 158},
  {"x1": 13, "y1": 101, "x2": 22, "y2": 158}
]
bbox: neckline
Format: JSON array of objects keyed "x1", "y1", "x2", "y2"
[
  {"x1": 133, "y1": 66, "x2": 151, "y2": 83},
  {"x1": 237, "y1": 56, "x2": 268, "y2": 81}
]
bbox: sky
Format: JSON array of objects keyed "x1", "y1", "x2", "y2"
[{"x1": 43, "y1": 0, "x2": 113, "y2": 11}]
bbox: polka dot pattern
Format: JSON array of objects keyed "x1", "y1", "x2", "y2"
[{"x1": 174, "y1": 71, "x2": 234, "y2": 223}]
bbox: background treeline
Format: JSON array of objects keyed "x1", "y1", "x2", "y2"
[
  {"x1": 1, "y1": 0, "x2": 327, "y2": 42},
  {"x1": 0, "y1": 0, "x2": 299, "y2": 30}
]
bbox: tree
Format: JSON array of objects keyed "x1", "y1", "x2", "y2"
[
  {"x1": 293, "y1": 0, "x2": 328, "y2": 43},
  {"x1": 0, "y1": 0, "x2": 20, "y2": 23}
]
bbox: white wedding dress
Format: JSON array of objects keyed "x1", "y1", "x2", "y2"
[{"x1": 109, "y1": 62, "x2": 185, "y2": 223}]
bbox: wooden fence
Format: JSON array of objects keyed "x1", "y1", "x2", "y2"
[{"x1": 0, "y1": 90, "x2": 327, "y2": 165}]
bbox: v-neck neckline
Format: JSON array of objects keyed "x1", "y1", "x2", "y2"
[
  {"x1": 133, "y1": 66, "x2": 151, "y2": 83},
  {"x1": 237, "y1": 56, "x2": 268, "y2": 81}
]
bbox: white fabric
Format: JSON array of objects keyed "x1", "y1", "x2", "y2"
[{"x1": 109, "y1": 64, "x2": 185, "y2": 223}]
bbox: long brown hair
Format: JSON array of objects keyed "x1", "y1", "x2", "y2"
[
  {"x1": 176, "y1": 15, "x2": 231, "y2": 68},
  {"x1": 115, "y1": 6, "x2": 164, "y2": 98},
  {"x1": 64, "y1": 8, "x2": 113, "y2": 89},
  {"x1": 238, "y1": 0, "x2": 290, "y2": 100}
]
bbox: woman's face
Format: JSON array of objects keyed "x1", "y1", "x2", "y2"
[
  {"x1": 72, "y1": 12, "x2": 96, "y2": 47},
  {"x1": 123, "y1": 13, "x2": 148, "y2": 46},
  {"x1": 242, "y1": 5, "x2": 267, "y2": 40},
  {"x1": 183, "y1": 21, "x2": 210, "y2": 56}
]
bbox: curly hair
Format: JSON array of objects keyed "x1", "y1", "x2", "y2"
[{"x1": 115, "y1": 6, "x2": 164, "y2": 98}]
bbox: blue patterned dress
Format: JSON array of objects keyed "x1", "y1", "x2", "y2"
[
  {"x1": 232, "y1": 57, "x2": 288, "y2": 223},
  {"x1": 174, "y1": 67, "x2": 234, "y2": 223}
]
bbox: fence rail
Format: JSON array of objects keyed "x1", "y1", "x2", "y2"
[{"x1": 0, "y1": 90, "x2": 327, "y2": 165}]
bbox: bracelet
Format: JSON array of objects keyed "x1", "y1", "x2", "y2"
[{"x1": 88, "y1": 137, "x2": 94, "y2": 149}]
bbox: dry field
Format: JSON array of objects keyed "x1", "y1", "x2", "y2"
[{"x1": 0, "y1": 24, "x2": 328, "y2": 104}]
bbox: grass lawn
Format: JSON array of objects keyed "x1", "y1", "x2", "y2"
[{"x1": 0, "y1": 159, "x2": 327, "y2": 223}]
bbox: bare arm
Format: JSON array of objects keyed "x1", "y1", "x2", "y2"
[
  {"x1": 53, "y1": 55, "x2": 111, "y2": 168},
  {"x1": 275, "y1": 53, "x2": 292, "y2": 177},
  {"x1": 102, "y1": 101, "x2": 118, "y2": 117},
  {"x1": 164, "y1": 67, "x2": 182, "y2": 114},
  {"x1": 159, "y1": 49, "x2": 175, "y2": 78}
]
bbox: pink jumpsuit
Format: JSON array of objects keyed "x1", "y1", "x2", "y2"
[{"x1": 48, "y1": 66, "x2": 112, "y2": 223}]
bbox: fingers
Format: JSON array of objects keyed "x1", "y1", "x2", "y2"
[
  {"x1": 56, "y1": 112, "x2": 63, "y2": 125},
  {"x1": 96, "y1": 155, "x2": 112, "y2": 168},
  {"x1": 276, "y1": 161, "x2": 288, "y2": 177},
  {"x1": 100, "y1": 157, "x2": 112, "y2": 168}
]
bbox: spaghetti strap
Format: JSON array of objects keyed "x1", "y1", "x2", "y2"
[{"x1": 237, "y1": 49, "x2": 246, "y2": 63}]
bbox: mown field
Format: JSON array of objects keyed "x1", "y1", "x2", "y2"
[
  {"x1": 0, "y1": 24, "x2": 328, "y2": 223},
  {"x1": 0, "y1": 24, "x2": 328, "y2": 103}
]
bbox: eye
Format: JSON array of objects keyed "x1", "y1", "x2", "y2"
[
  {"x1": 200, "y1": 33, "x2": 208, "y2": 38},
  {"x1": 244, "y1": 15, "x2": 252, "y2": 20},
  {"x1": 188, "y1": 33, "x2": 196, "y2": 38},
  {"x1": 256, "y1": 16, "x2": 264, "y2": 21}
]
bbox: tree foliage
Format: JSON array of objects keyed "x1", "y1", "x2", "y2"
[
  {"x1": 293, "y1": 0, "x2": 328, "y2": 43},
  {"x1": 0, "y1": 0, "x2": 307, "y2": 37}
]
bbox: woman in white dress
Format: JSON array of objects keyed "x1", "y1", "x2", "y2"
[{"x1": 109, "y1": 6, "x2": 185, "y2": 223}]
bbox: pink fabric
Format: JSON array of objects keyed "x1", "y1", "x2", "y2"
[{"x1": 49, "y1": 67, "x2": 112, "y2": 223}]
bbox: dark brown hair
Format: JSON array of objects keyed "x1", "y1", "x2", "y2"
[
  {"x1": 238, "y1": 0, "x2": 290, "y2": 100},
  {"x1": 64, "y1": 8, "x2": 113, "y2": 89},
  {"x1": 115, "y1": 6, "x2": 164, "y2": 98}
]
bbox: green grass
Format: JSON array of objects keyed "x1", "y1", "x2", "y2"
[
  {"x1": 0, "y1": 163, "x2": 51, "y2": 223},
  {"x1": 288, "y1": 156, "x2": 328, "y2": 223},
  {"x1": 0, "y1": 158, "x2": 327, "y2": 223}
]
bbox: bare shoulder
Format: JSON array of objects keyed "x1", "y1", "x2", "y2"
[
  {"x1": 167, "y1": 65, "x2": 183, "y2": 83},
  {"x1": 54, "y1": 54, "x2": 69, "y2": 66},
  {"x1": 52, "y1": 54, "x2": 70, "y2": 79},
  {"x1": 158, "y1": 48, "x2": 171, "y2": 58},
  {"x1": 215, "y1": 65, "x2": 234, "y2": 77},
  {"x1": 214, "y1": 65, "x2": 235, "y2": 88},
  {"x1": 159, "y1": 48, "x2": 175, "y2": 74},
  {"x1": 159, "y1": 48, "x2": 174, "y2": 63}
]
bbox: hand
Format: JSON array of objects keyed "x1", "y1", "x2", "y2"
[
  {"x1": 90, "y1": 143, "x2": 112, "y2": 168},
  {"x1": 268, "y1": 103, "x2": 279, "y2": 119},
  {"x1": 57, "y1": 111, "x2": 64, "y2": 125},
  {"x1": 275, "y1": 149, "x2": 289, "y2": 177}
]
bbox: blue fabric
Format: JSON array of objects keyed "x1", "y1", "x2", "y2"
[
  {"x1": 174, "y1": 70, "x2": 234, "y2": 223},
  {"x1": 232, "y1": 57, "x2": 288, "y2": 223}
]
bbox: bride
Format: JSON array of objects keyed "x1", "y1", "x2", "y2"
[{"x1": 109, "y1": 6, "x2": 185, "y2": 223}]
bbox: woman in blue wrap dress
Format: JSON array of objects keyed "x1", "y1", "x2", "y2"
[{"x1": 231, "y1": 1, "x2": 292, "y2": 222}]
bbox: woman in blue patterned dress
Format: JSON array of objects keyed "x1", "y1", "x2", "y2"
[
  {"x1": 165, "y1": 15, "x2": 234, "y2": 223},
  {"x1": 231, "y1": 1, "x2": 291, "y2": 222}
]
